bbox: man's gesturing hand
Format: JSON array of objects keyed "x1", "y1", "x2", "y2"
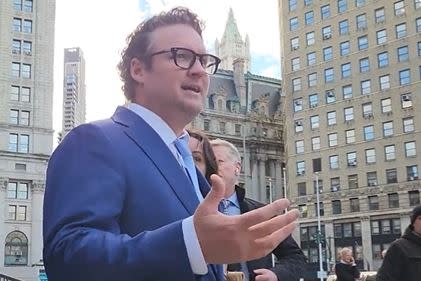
[{"x1": 193, "y1": 174, "x2": 299, "y2": 264}]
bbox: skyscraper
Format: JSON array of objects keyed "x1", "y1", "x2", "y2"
[
  {"x1": 0, "y1": 0, "x2": 56, "y2": 280},
  {"x1": 279, "y1": 0, "x2": 421, "y2": 277},
  {"x1": 61, "y1": 47, "x2": 86, "y2": 139}
]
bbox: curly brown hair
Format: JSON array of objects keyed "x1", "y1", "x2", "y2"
[{"x1": 117, "y1": 7, "x2": 205, "y2": 101}]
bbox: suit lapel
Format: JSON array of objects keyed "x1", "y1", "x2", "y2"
[{"x1": 112, "y1": 106, "x2": 199, "y2": 215}]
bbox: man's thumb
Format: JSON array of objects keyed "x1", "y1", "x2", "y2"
[{"x1": 204, "y1": 174, "x2": 226, "y2": 207}]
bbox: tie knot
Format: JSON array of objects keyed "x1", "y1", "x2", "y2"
[
  {"x1": 221, "y1": 199, "x2": 232, "y2": 214},
  {"x1": 174, "y1": 136, "x2": 191, "y2": 160}
]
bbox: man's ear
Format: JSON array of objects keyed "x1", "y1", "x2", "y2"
[{"x1": 130, "y1": 57, "x2": 146, "y2": 85}]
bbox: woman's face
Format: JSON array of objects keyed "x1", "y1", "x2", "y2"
[{"x1": 188, "y1": 137, "x2": 206, "y2": 175}]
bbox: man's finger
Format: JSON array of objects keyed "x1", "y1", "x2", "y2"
[
  {"x1": 239, "y1": 199, "x2": 290, "y2": 227},
  {"x1": 195, "y1": 174, "x2": 225, "y2": 215},
  {"x1": 248, "y1": 209, "x2": 299, "y2": 238}
]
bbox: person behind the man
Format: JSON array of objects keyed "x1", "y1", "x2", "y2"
[
  {"x1": 376, "y1": 205, "x2": 421, "y2": 281},
  {"x1": 42, "y1": 7, "x2": 299, "y2": 281},
  {"x1": 210, "y1": 139, "x2": 306, "y2": 281},
  {"x1": 334, "y1": 247, "x2": 360, "y2": 281}
]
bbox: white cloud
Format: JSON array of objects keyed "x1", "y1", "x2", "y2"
[
  {"x1": 54, "y1": 0, "x2": 280, "y2": 133},
  {"x1": 260, "y1": 65, "x2": 280, "y2": 78}
]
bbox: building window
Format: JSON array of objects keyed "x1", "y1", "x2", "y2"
[
  {"x1": 291, "y1": 37, "x2": 299, "y2": 50},
  {"x1": 313, "y1": 179, "x2": 323, "y2": 194},
  {"x1": 219, "y1": 121, "x2": 225, "y2": 134},
  {"x1": 407, "y1": 165, "x2": 419, "y2": 180},
  {"x1": 295, "y1": 119, "x2": 303, "y2": 133},
  {"x1": 416, "y1": 0, "x2": 421, "y2": 9},
  {"x1": 417, "y1": 17, "x2": 421, "y2": 33},
  {"x1": 418, "y1": 42, "x2": 421, "y2": 56},
  {"x1": 399, "y1": 69, "x2": 411, "y2": 86},
  {"x1": 13, "y1": 18, "x2": 22, "y2": 32},
  {"x1": 364, "y1": 125, "x2": 375, "y2": 141},
  {"x1": 322, "y1": 26, "x2": 332, "y2": 40},
  {"x1": 293, "y1": 98, "x2": 303, "y2": 112},
  {"x1": 396, "y1": 23, "x2": 407, "y2": 38},
  {"x1": 361, "y1": 80, "x2": 371, "y2": 95},
  {"x1": 289, "y1": 0, "x2": 297, "y2": 11},
  {"x1": 383, "y1": 121, "x2": 394, "y2": 137},
  {"x1": 341, "y1": 63, "x2": 351, "y2": 78},
  {"x1": 203, "y1": 119, "x2": 210, "y2": 131},
  {"x1": 308, "y1": 73, "x2": 317, "y2": 87},
  {"x1": 358, "y1": 36, "x2": 368, "y2": 50},
  {"x1": 332, "y1": 200, "x2": 342, "y2": 214},
  {"x1": 4, "y1": 231, "x2": 28, "y2": 265},
  {"x1": 388, "y1": 193, "x2": 399, "y2": 208},
  {"x1": 345, "y1": 129, "x2": 355, "y2": 144},
  {"x1": 401, "y1": 93, "x2": 413, "y2": 108},
  {"x1": 339, "y1": 19, "x2": 349, "y2": 35},
  {"x1": 309, "y1": 94, "x2": 318, "y2": 107},
  {"x1": 290, "y1": 17, "x2": 298, "y2": 31},
  {"x1": 296, "y1": 140, "x2": 304, "y2": 154},
  {"x1": 291, "y1": 57, "x2": 300, "y2": 71},
  {"x1": 23, "y1": 0, "x2": 33, "y2": 12},
  {"x1": 311, "y1": 136, "x2": 321, "y2": 151},
  {"x1": 338, "y1": 0, "x2": 348, "y2": 13},
  {"x1": 356, "y1": 13, "x2": 367, "y2": 30},
  {"x1": 324, "y1": 68, "x2": 334, "y2": 83},
  {"x1": 342, "y1": 85, "x2": 352, "y2": 99},
  {"x1": 307, "y1": 52, "x2": 316, "y2": 66},
  {"x1": 359, "y1": 57, "x2": 370, "y2": 72},
  {"x1": 403, "y1": 117, "x2": 415, "y2": 133},
  {"x1": 326, "y1": 89, "x2": 336, "y2": 103},
  {"x1": 366, "y1": 148, "x2": 376, "y2": 164},
  {"x1": 23, "y1": 20, "x2": 32, "y2": 33},
  {"x1": 371, "y1": 221, "x2": 380, "y2": 235},
  {"x1": 297, "y1": 161, "x2": 305, "y2": 176},
  {"x1": 356, "y1": 0, "x2": 366, "y2": 7},
  {"x1": 12, "y1": 62, "x2": 20, "y2": 77},
  {"x1": 323, "y1": 47, "x2": 333, "y2": 61},
  {"x1": 376, "y1": 29, "x2": 387, "y2": 45},
  {"x1": 347, "y1": 152, "x2": 357, "y2": 167},
  {"x1": 385, "y1": 145, "x2": 396, "y2": 161},
  {"x1": 328, "y1": 133, "x2": 338, "y2": 147},
  {"x1": 340, "y1": 41, "x2": 350, "y2": 56},
  {"x1": 397, "y1": 46, "x2": 409, "y2": 62},
  {"x1": 298, "y1": 182, "x2": 306, "y2": 196},
  {"x1": 315, "y1": 202, "x2": 324, "y2": 216},
  {"x1": 298, "y1": 205, "x2": 308, "y2": 218},
  {"x1": 368, "y1": 196, "x2": 379, "y2": 210},
  {"x1": 329, "y1": 155, "x2": 339, "y2": 170},
  {"x1": 344, "y1": 107, "x2": 354, "y2": 121},
  {"x1": 327, "y1": 111, "x2": 337, "y2": 126},
  {"x1": 379, "y1": 74, "x2": 390, "y2": 90},
  {"x1": 21, "y1": 63, "x2": 31, "y2": 79},
  {"x1": 386, "y1": 168, "x2": 398, "y2": 184},
  {"x1": 305, "y1": 11, "x2": 314, "y2": 25},
  {"x1": 306, "y1": 32, "x2": 315, "y2": 46},
  {"x1": 381, "y1": 98, "x2": 392, "y2": 113},
  {"x1": 377, "y1": 52, "x2": 389, "y2": 68},
  {"x1": 350, "y1": 198, "x2": 360, "y2": 212},
  {"x1": 292, "y1": 77, "x2": 301, "y2": 92},
  {"x1": 321, "y1": 4, "x2": 330, "y2": 19},
  {"x1": 304, "y1": 0, "x2": 312, "y2": 5},
  {"x1": 375, "y1": 8, "x2": 385, "y2": 23},
  {"x1": 12, "y1": 39, "x2": 21, "y2": 54},
  {"x1": 10, "y1": 110, "x2": 19, "y2": 125},
  {"x1": 409, "y1": 190, "x2": 420, "y2": 206},
  {"x1": 362, "y1": 102, "x2": 373, "y2": 118},
  {"x1": 348, "y1": 174, "x2": 358, "y2": 189},
  {"x1": 310, "y1": 115, "x2": 319, "y2": 129},
  {"x1": 405, "y1": 141, "x2": 417, "y2": 157},
  {"x1": 367, "y1": 172, "x2": 378, "y2": 187},
  {"x1": 331, "y1": 177, "x2": 341, "y2": 192},
  {"x1": 394, "y1": 1, "x2": 405, "y2": 15}
]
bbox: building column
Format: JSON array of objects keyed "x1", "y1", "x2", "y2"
[
  {"x1": 30, "y1": 181, "x2": 44, "y2": 266},
  {"x1": 251, "y1": 156, "x2": 259, "y2": 201},
  {"x1": 0, "y1": 178, "x2": 7, "y2": 266},
  {"x1": 274, "y1": 160, "x2": 284, "y2": 199},
  {"x1": 361, "y1": 216, "x2": 373, "y2": 271},
  {"x1": 259, "y1": 157, "x2": 266, "y2": 202}
]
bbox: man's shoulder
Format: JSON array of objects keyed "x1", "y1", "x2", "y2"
[{"x1": 243, "y1": 197, "x2": 265, "y2": 210}]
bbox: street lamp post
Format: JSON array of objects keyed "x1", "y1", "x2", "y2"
[{"x1": 315, "y1": 173, "x2": 325, "y2": 281}]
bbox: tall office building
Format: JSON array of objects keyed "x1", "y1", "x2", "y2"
[
  {"x1": 279, "y1": 0, "x2": 421, "y2": 277},
  {"x1": 61, "y1": 47, "x2": 86, "y2": 138},
  {"x1": 0, "y1": 0, "x2": 55, "y2": 280}
]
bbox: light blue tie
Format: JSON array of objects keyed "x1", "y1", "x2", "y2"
[{"x1": 174, "y1": 136, "x2": 202, "y2": 201}]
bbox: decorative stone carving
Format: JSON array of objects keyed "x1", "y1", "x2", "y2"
[
  {"x1": 0, "y1": 178, "x2": 8, "y2": 190},
  {"x1": 32, "y1": 181, "x2": 46, "y2": 193}
]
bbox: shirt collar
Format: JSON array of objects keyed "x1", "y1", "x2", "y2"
[{"x1": 226, "y1": 191, "x2": 240, "y2": 209}]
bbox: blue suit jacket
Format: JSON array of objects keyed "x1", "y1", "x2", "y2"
[{"x1": 43, "y1": 106, "x2": 223, "y2": 281}]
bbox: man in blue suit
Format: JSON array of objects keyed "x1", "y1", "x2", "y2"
[{"x1": 43, "y1": 7, "x2": 299, "y2": 281}]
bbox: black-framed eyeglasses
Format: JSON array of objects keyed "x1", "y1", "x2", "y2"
[{"x1": 148, "y1": 47, "x2": 221, "y2": 75}]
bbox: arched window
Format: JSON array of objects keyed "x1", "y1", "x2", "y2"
[{"x1": 4, "y1": 231, "x2": 28, "y2": 265}]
